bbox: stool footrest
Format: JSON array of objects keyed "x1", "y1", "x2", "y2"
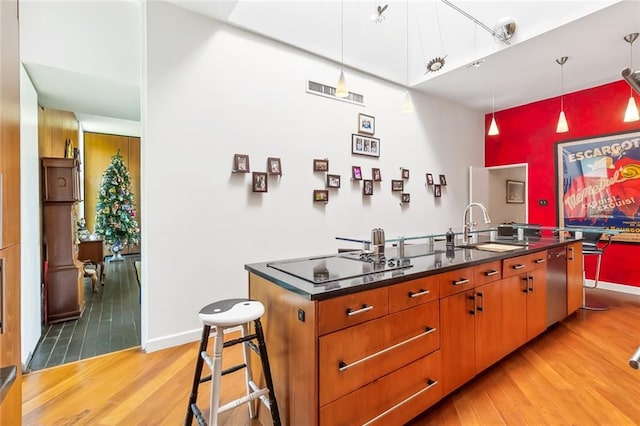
[
  {"x1": 218, "y1": 388, "x2": 270, "y2": 415},
  {"x1": 223, "y1": 333, "x2": 257, "y2": 349}
]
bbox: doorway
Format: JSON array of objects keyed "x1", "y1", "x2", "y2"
[{"x1": 469, "y1": 163, "x2": 528, "y2": 226}]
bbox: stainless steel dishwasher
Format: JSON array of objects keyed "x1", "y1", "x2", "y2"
[{"x1": 547, "y1": 247, "x2": 568, "y2": 326}]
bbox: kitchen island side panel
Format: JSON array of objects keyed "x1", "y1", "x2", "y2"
[{"x1": 249, "y1": 273, "x2": 318, "y2": 426}]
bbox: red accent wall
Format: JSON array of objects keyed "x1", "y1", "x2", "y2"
[{"x1": 485, "y1": 80, "x2": 640, "y2": 287}]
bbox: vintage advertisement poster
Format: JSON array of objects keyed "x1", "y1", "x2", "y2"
[{"x1": 556, "y1": 131, "x2": 640, "y2": 242}]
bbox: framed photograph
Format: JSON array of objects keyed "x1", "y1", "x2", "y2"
[
  {"x1": 439, "y1": 174, "x2": 447, "y2": 185},
  {"x1": 352, "y1": 166, "x2": 362, "y2": 180},
  {"x1": 357, "y1": 113, "x2": 375, "y2": 135},
  {"x1": 313, "y1": 158, "x2": 329, "y2": 172},
  {"x1": 391, "y1": 179, "x2": 404, "y2": 192},
  {"x1": 313, "y1": 189, "x2": 329, "y2": 202},
  {"x1": 401, "y1": 193, "x2": 410, "y2": 203},
  {"x1": 233, "y1": 154, "x2": 250, "y2": 173},
  {"x1": 372, "y1": 168, "x2": 382, "y2": 182},
  {"x1": 506, "y1": 180, "x2": 525, "y2": 204},
  {"x1": 402, "y1": 168, "x2": 410, "y2": 179},
  {"x1": 363, "y1": 179, "x2": 373, "y2": 195},
  {"x1": 434, "y1": 184, "x2": 442, "y2": 198},
  {"x1": 351, "y1": 134, "x2": 380, "y2": 158},
  {"x1": 555, "y1": 130, "x2": 640, "y2": 243},
  {"x1": 426, "y1": 173, "x2": 434, "y2": 185},
  {"x1": 327, "y1": 174, "x2": 341, "y2": 188},
  {"x1": 252, "y1": 172, "x2": 268, "y2": 193},
  {"x1": 267, "y1": 157, "x2": 282, "y2": 175}
]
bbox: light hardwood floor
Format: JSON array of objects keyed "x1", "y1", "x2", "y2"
[{"x1": 23, "y1": 288, "x2": 640, "y2": 425}]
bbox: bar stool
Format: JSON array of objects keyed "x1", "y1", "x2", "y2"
[
  {"x1": 581, "y1": 231, "x2": 612, "y2": 311},
  {"x1": 185, "y1": 299, "x2": 281, "y2": 426}
]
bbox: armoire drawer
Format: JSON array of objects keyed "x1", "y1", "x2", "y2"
[
  {"x1": 389, "y1": 274, "x2": 439, "y2": 313},
  {"x1": 317, "y1": 286, "x2": 389, "y2": 336}
]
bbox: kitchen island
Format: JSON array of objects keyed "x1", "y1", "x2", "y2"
[{"x1": 245, "y1": 235, "x2": 583, "y2": 425}]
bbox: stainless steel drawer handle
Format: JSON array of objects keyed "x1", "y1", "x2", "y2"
[
  {"x1": 362, "y1": 379, "x2": 439, "y2": 426},
  {"x1": 408, "y1": 289, "x2": 430, "y2": 298},
  {"x1": 452, "y1": 278, "x2": 469, "y2": 286},
  {"x1": 534, "y1": 258, "x2": 546, "y2": 264},
  {"x1": 338, "y1": 327, "x2": 436, "y2": 372},
  {"x1": 512, "y1": 264, "x2": 525, "y2": 269},
  {"x1": 346, "y1": 304, "x2": 373, "y2": 317},
  {"x1": 484, "y1": 270, "x2": 499, "y2": 277}
]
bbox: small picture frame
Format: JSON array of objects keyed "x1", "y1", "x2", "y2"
[
  {"x1": 372, "y1": 168, "x2": 382, "y2": 182},
  {"x1": 439, "y1": 174, "x2": 447, "y2": 186},
  {"x1": 351, "y1": 134, "x2": 380, "y2": 157},
  {"x1": 314, "y1": 158, "x2": 329, "y2": 172},
  {"x1": 313, "y1": 189, "x2": 329, "y2": 202},
  {"x1": 402, "y1": 168, "x2": 410, "y2": 179},
  {"x1": 267, "y1": 157, "x2": 282, "y2": 175},
  {"x1": 357, "y1": 113, "x2": 375, "y2": 135},
  {"x1": 401, "y1": 193, "x2": 410, "y2": 203},
  {"x1": 233, "y1": 154, "x2": 250, "y2": 173},
  {"x1": 391, "y1": 179, "x2": 404, "y2": 192},
  {"x1": 507, "y1": 180, "x2": 525, "y2": 203},
  {"x1": 434, "y1": 184, "x2": 442, "y2": 198},
  {"x1": 426, "y1": 173, "x2": 434, "y2": 185},
  {"x1": 352, "y1": 166, "x2": 363, "y2": 180},
  {"x1": 252, "y1": 172, "x2": 268, "y2": 193},
  {"x1": 327, "y1": 174, "x2": 341, "y2": 188},
  {"x1": 363, "y1": 179, "x2": 374, "y2": 195}
]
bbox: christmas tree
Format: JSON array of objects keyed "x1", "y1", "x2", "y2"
[{"x1": 95, "y1": 150, "x2": 139, "y2": 256}]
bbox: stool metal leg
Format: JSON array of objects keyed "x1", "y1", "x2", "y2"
[
  {"x1": 185, "y1": 325, "x2": 211, "y2": 426},
  {"x1": 208, "y1": 326, "x2": 226, "y2": 426},
  {"x1": 254, "y1": 318, "x2": 281, "y2": 426},
  {"x1": 241, "y1": 323, "x2": 258, "y2": 419},
  {"x1": 582, "y1": 254, "x2": 610, "y2": 311}
]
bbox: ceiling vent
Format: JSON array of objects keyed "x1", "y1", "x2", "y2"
[
  {"x1": 306, "y1": 80, "x2": 364, "y2": 105},
  {"x1": 622, "y1": 68, "x2": 640, "y2": 96}
]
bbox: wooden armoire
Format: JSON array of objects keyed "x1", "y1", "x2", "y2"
[{"x1": 42, "y1": 158, "x2": 84, "y2": 323}]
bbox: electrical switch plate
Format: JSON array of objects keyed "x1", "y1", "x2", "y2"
[
  {"x1": 539, "y1": 199, "x2": 548, "y2": 206},
  {"x1": 297, "y1": 308, "x2": 305, "y2": 322}
]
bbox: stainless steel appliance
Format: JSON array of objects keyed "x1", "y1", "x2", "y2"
[{"x1": 546, "y1": 247, "x2": 567, "y2": 326}]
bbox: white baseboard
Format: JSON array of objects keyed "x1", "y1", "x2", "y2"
[
  {"x1": 586, "y1": 279, "x2": 640, "y2": 296},
  {"x1": 143, "y1": 325, "x2": 243, "y2": 353}
]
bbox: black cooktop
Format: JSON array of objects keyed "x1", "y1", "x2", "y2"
[{"x1": 267, "y1": 253, "x2": 412, "y2": 284}]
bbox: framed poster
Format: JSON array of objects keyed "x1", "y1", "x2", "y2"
[
  {"x1": 506, "y1": 180, "x2": 525, "y2": 203},
  {"x1": 556, "y1": 130, "x2": 640, "y2": 242}
]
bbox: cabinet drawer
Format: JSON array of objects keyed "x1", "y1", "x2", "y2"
[
  {"x1": 320, "y1": 350, "x2": 441, "y2": 426},
  {"x1": 438, "y1": 266, "x2": 475, "y2": 297},
  {"x1": 389, "y1": 275, "x2": 439, "y2": 313},
  {"x1": 502, "y1": 251, "x2": 547, "y2": 278},
  {"x1": 319, "y1": 301, "x2": 439, "y2": 406},
  {"x1": 473, "y1": 260, "x2": 502, "y2": 285},
  {"x1": 318, "y1": 287, "x2": 389, "y2": 336}
]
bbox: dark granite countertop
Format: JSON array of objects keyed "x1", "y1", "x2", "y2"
[{"x1": 245, "y1": 235, "x2": 579, "y2": 301}]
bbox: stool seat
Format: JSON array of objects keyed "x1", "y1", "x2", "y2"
[{"x1": 198, "y1": 299, "x2": 264, "y2": 327}]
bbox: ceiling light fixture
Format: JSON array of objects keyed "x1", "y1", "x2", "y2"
[
  {"x1": 441, "y1": 0, "x2": 512, "y2": 46},
  {"x1": 371, "y1": 3, "x2": 388, "y2": 23},
  {"x1": 556, "y1": 56, "x2": 569, "y2": 133},
  {"x1": 623, "y1": 32, "x2": 639, "y2": 122},
  {"x1": 335, "y1": 0, "x2": 348, "y2": 98},
  {"x1": 402, "y1": 0, "x2": 414, "y2": 112},
  {"x1": 488, "y1": 94, "x2": 499, "y2": 136},
  {"x1": 425, "y1": 0, "x2": 447, "y2": 74}
]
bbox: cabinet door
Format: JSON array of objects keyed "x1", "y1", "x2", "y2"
[
  {"x1": 566, "y1": 242, "x2": 583, "y2": 314},
  {"x1": 0, "y1": 245, "x2": 21, "y2": 423},
  {"x1": 475, "y1": 280, "x2": 504, "y2": 373},
  {"x1": 439, "y1": 289, "x2": 475, "y2": 395},
  {"x1": 526, "y1": 267, "x2": 547, "y2": 340},
  {"x1": 501, "y1": 275, "x2": 528, "y2": 354}
]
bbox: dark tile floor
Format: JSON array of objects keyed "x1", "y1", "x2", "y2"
[{"x1": 28, "y1": 254, "x2": 141, "y2": 371}]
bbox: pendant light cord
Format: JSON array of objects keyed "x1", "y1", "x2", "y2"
[
  {"x1": 340, "y1": 0, "x2": 344, "y2": 71},
  {"x1": 406, "y1": 0, "x2": 409, "y2": 88},
  {"x1": 560, "y1": 62, "x2": 564, "y2": 110}
]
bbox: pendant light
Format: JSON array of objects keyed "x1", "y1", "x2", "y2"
[
  {"x1": 335, "y1": 0, "x2": 348, "y2": 98},
  {"x1": 623, "y1": 33, "x2": 639, "y2": 122},
  {"x1": 402, "y1": 0, "x2": 414, "y2": 112},
  {"x1": 488, "y1": 94, "x2": 499, "y2": 135},
  {"x1": 556, "y1": 56, "x2": 569, "y2": 133}
]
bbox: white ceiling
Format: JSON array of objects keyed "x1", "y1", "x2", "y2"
[{"x1": 18, "y1": 0, "x2": 640, "y2": 130}]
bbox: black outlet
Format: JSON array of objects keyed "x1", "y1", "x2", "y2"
[
  {"x1": 297, "y1": 308, "x2": 305, "y2": 322},
  {"x1": 539, "y1": 199, "x2": 548, "y2": 206}
]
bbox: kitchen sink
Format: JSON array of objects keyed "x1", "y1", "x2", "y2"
[{"x1": 456, "y1": 241, "x2": 528, "y2": 252}]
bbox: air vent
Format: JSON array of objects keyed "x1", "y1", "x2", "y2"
[{"x1": 306, "y1": 80, "x2": 364, "y2": 105}]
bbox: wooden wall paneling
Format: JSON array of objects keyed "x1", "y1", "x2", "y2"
[
  {"x1": 83, "y1": 132, "x2": 140, "y2": 255},
  {"x1": 37, "y1": 108, "x2": 78, "y2": 158}
]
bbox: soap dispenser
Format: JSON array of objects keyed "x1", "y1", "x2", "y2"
[{"x1": 446, "y1": 228, "x2": 455, "y2": 247}]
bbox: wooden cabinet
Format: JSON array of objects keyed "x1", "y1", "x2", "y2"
[
  {"x1": 566, "y1": 241, "x2": 583, "y2": 314},
  {"x1": 0, "y1": 0, "x2": 22, "y2": 422},
  {"x1": 42, "y1": 158, "x2": 84, "y2": 323},
  {"x1": 474, "y1": 261, "x2": 505, "y2": 373}
]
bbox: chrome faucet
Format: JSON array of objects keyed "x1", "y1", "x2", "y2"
[{"x1": 462, "y1": 202, "x2": 492, "y2": 243}]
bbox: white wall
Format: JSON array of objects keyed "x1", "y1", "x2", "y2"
[
  {"x1": 143, "y1": 1, "x2": 484, "y2": 351},
  {"x1": 19, "y1": 64, "x2": 42, "y2": 367}
]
